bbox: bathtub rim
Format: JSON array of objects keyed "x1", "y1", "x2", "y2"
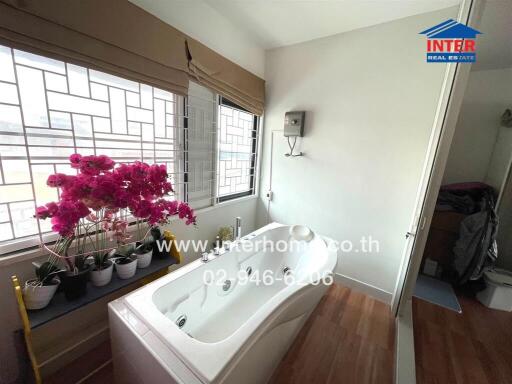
[{"x1": 119, "y1": 222, "x2": 338, "y2": 383}]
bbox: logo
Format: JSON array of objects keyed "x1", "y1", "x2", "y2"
[{"x1": 420, "y1": 19, "x2": 482, "y2": 63}]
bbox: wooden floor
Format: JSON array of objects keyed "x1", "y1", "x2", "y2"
[
  {"x1": 47, "y1": 284, "x2": 395, "y2": 384},
  {"x1": 413, "y1": 295, "x2": 512, "y2": 384},
  {"x1": 269, "y1": 285, "x2": 395, "y2": 384},
  {"x1": 45, "y1": 341, "x2": 113, "y2": 384}
]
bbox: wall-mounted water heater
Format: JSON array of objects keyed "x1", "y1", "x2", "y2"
[
  {"x1": 284, "y1": 111, "x2": 305, "y2": 157},
  {"x1": 284, "y1": 111, "x2": 305, "y2": 137}
]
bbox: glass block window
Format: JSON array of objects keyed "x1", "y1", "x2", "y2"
[
  {"x1": 0, "y1": 44, "x2": 184, "y2": 254},
  {"x1": 217, "y1": 97, "x2": 258, "y2": 201}
]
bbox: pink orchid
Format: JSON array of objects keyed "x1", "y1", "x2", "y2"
[
  {"x1": 36, "y1": 154, "x2": 196, "y2": 242},
  {"x1": 46, "y1": 173, "x2": 72, "y2": 188},
  {"x1": 34, "y1": 202, "x2": 59, "y2": 220},
  {"x1": 70, "y1": 154, "x2": 115, "y2": 176}
]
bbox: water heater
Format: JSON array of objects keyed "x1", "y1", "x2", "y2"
[{"x1": 284, "y1": 111, "x2": 305, "y2": 137}]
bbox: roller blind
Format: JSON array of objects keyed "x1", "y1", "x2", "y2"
[
  {"x1": 0, "y1": 0, "x2": 189, "y2": 95},
  {"x1": 186, "y1": 39, "x2": 265, "y2": 116},
  {"x1": 0, "y1": 0, "x2": 265, "y2": 114}
]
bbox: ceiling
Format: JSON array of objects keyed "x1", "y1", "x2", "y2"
[
  {"x1": 472, "y1": 1, "x2": 512, "y2": 71},
  {"x1": 133, "y1": 0, "x2": 462, "y2": 51},
  {"x1": 203, "y1": 0, "x2": 461, "y2": 49},
  {"x1": 131, "y1": 0, "x2": 511, "y2": 73}
]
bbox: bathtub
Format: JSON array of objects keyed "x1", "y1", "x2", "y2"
[{"x1": 108, "y1": 223, "x2": 338, "y2": 384}]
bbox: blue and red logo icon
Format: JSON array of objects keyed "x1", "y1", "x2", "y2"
[{"x1": 420, "y1": 19, "x2": 482, "y2": 63}]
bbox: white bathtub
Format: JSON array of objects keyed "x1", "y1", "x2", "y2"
[{"x1": 108, "y1": 223, "x2": 338, "y2": 384}]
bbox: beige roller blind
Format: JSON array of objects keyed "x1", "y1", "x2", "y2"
[
  {"x1": 0, "y1": 0, "x2": 189, "y2": 95},
  {"x1": 186, "y1": 39, "x2": 265, "y2": 116}
]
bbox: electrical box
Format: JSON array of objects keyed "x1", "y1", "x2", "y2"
[{"x1": 284, "y1": 111, "x2": 305, "y2": 137}]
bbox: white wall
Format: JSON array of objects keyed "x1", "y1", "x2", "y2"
[
  {"x1": 129, "y1": 0, "x2": 266, "y2": 79},
  {"x1": 0, "y1": 197, "x2": 257, "y2": 384},
  {"x1": 478, "y1": 68, "x2": 512, "y2": 191},
  {"x1": 443, "y1": 67, "x2": 512, "y2": 189},
  {"x1": 257, "y1": 7, "x2": 459, "y2": 299}
]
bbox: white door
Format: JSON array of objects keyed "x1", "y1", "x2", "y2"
[{"x1": 391, "y1": 0, "x2": 485, "y2": 315}]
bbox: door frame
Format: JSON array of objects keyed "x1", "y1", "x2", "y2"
[{"x1": 391, "y1": 0, "x2": 485, "y2": 316}]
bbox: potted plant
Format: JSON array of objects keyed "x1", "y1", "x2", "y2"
[
  {"x1": 134, "y1": 237, "x2": 153, "y2": 268},
  {"x1": 89, "y1": 252, "x2": 113, "y2": 287},
  {"x1": 58, "y1": 232, "x2": 91, "y2": 300},
  {"x1": 114, "y1": 251, "x2": 138, "y2": 279},
  {"x1": 90, "y1": 215, "x2": 130, "y2": 286},
  {"x1": 217, "y1": 226, "x2": 234, "y2": 246},
  {"x1": 34, "y1": 154, "x2": 197, "y2": 296},
  {"x1": 23, "y1": 261, "x2": 62, "y2": 310},
  {"x1": 41, "y1": 233, "x2": 90, "y2": 301},
  {"x1": 60, "y1": 253, "x2": 90, "y2": 300},
  {"x1": 130, "y1": 218, "x2": 152, "y2": 268}
]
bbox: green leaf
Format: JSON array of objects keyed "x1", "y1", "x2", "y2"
[{"x1": 34, "y1": 261, "x2": 60, "y2": 284}]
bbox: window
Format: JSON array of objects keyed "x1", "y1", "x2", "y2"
[
  {"x1": 0, "y1": 45, "x2": 260, "y2": 256},
  {"x1": 184, "y1": 86, "x2": 259, "y2": 208},
  {"x1": 217, "y1": 97, "x2": 258, "y2": 202},
  {"x1": 0, "y1": 44, "x2": 184, "y2": 255}
]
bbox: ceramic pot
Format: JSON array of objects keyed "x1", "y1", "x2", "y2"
[
  {"x1": 60, "y1": 267, "x2": 90, "y2": 300},
  {"x1": 135, "y1": 242, "x2": 153, "y2": 269},
  {"x1": 90, "y1": 260, "x2": 114, "y2": 287},
  {"x1": 23, "y1": 278, "x2": 60, "y2": 310},
  {"x1": 115, "y1": 258, "x2": 137, "y2": 279}
]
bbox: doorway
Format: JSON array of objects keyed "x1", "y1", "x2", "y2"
[{"x1": 402, "y1": 1, "x2": 512, "y2": 382}]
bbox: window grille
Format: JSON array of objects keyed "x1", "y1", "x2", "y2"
[
  {"x1": 0, "y1": 44, "x2": 184, "y2": 255},
  {"x1": 217, "y1": 97, "x2": 258, "y2": 201}
]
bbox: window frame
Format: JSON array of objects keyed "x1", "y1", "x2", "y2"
[{"x1": 216, "y1": 96, "x2": 259, "y2": 203}]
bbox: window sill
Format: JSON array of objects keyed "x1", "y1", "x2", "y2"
[
  {"x1": 0, "y1": 194, "x2": 258, "y2": 268},
  {"x1": 205, "y1": 193, "x2": 258, "y2": 214}
]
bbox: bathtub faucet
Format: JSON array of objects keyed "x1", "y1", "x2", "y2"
[
  {"x1": 235, "y1": 217, "x2": 242, "y2": 241},
  {"x1": 201, "y1": 251, "x2": 212, "y2": 263}
]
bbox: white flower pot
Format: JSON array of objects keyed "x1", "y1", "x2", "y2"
[
  {"x1": 136, "y1": 249, "x2": 152, "y2": 269},
  {"x1": 23, "y1": 278, "x2": 60, "y2": 310},
  {"x1": 90, "y1": 261, "x2": 113, "y2": 287},
  {"x1": 115, "y1": 258, "x2": 137, "y2": 279}
]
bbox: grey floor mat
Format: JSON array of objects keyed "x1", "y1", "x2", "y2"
[{"x1": 414, "y1": 274, "x2": 462, "y2": 313}]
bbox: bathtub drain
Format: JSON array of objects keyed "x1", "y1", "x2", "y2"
[{"x1": 176, "y1": 315, "x2": 187, "y2": 328}]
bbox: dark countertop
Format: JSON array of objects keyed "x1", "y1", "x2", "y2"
[{"x1": 28, "y1": 256, "x2": 176, "y2": 329}]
